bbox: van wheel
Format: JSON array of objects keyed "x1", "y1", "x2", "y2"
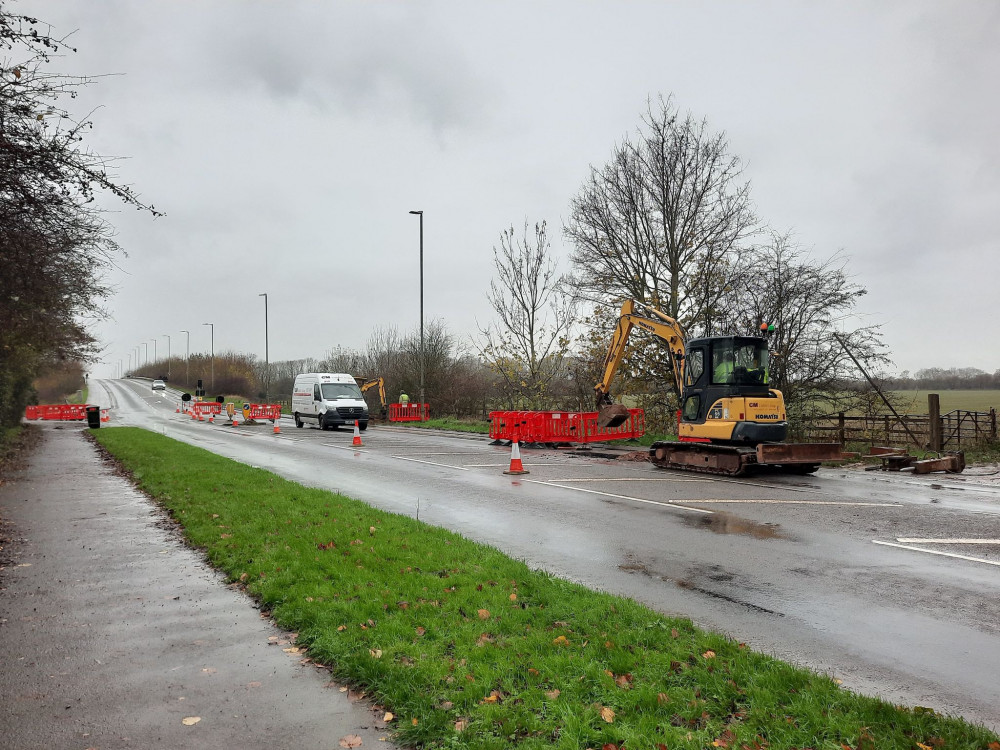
[
  {"x1": 317, "y1": 414, "x2": 325, "y2": 430},
  {"x1": 294, "y1": 413, "x2": 303, "y2": 428},
  {"x1": 359, "y1": 423, "x2": 368, "y2": 432}
]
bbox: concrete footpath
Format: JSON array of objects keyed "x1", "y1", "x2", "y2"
[{"x1": 0, "y1": 426, "x2": 398, "y2": 750}]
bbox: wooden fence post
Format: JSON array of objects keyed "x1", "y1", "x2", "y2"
[
  {"x1": 838, "y1": 412, "x2": 846, "y2": 446},
  {"x1": 991, "y1": 408, "x2": 997, "y2": 441},
  {"x1": 928, "y1": 394, "x2": 942, "y2": 452}
]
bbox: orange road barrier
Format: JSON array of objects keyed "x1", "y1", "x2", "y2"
[
  {"x1": 240, "y1": 403, "x2": 282, "y2": 423},
  {"x1": 192, "y1": 401, "x2": 223, "y2": 418},
  {"x1": 488, "y1": 409, "x2": 645, "y2": 445},
  {"x1": 23, "y1": 404, "x2": 89, "y2": 421},
  {"x1": 503, "y1": 438, "x2": 529, "y2": 475},
  {"x1": 388, "y1": 403, "x2": 429, "y2": 422},
  {"x1": 352, "y1": 419, "x2": 363, "y2": 446}
]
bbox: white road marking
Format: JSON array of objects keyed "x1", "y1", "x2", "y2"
[
  {"x1": 324, "y1": 444, "x2": 370, "y2": 453},
  {"x1": 896, "y1": 538, "x2": 1000, "y2": 545},
  {"x1": 683, "y1": 499, "x2": 902, "y2": 506},
  {"x1": 407, "y1": 452, "x2": 493, "y2": 456},
  {"x1": 524, "y1": 480, "x2": 713, "y2": 515},
  {"x1": 541, "y1": 477, "x2": 707, "y2": 483},
  {"x1": 873, "y1": 540, "x2": 1000, "y2": 567},
  {"x1": 462, "y1": 464, "x2": 515, "y2": 467},
  {"x1": 392, "y1": 456, "x2": 469, "y2": 471}
]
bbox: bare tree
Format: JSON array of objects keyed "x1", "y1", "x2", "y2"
[
  {"x1": 0, "y1": 5, "x2": 158, "y2": 428},
  {"x1": 564, "y1": 95, "x2": 757, "y2": 329},
  {"x1": 477, "y1": 220, "x2": 575, "y2": 409},
  {"x1": 728, "y1": 231, "x2": 889, "y2": 422}
]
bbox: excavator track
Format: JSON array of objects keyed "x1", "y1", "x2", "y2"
[
  {"x1": 647, "y1": 441, "x2": 825, "y2": 477},
  {"x1": 649, "y1": 441, "x2": 756, "y2": 477}
]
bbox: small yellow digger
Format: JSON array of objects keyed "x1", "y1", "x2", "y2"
[{"x1": 596, "y1": 300, "x2": 849, "y2": 476}]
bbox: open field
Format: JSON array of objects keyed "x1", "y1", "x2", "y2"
[
  {"x1": 891, "y1": 390, "x2": 1000, "y2": 414},
  {"x1": 90, "y1": 426, "x2": 1000, "y2": 750}
]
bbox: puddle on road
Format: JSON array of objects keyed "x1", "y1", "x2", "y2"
[{"x1": 682, "y1": 511, "x2": 787, "y2": 539}]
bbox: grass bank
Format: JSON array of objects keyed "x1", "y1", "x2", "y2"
[
  {"x1": 92, "y1": 427, "x2": 997, "y2": 750},
  {"x1": 405, "y1": 417, "x2": 491, "y2": 434}
]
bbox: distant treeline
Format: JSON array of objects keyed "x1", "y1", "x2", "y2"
[{"x1": 885, "y1": 368, "x2": 1000, "y2": 391}]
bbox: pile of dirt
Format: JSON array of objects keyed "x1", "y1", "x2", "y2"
[{"x1": 617, "y1": 450, "x2": 651, "y2": 463}]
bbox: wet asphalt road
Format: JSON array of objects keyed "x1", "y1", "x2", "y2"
[{"x1": 93, "y1": 380, "x2": 1000, "y2": 729}]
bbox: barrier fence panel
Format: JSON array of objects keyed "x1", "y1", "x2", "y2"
[
  {"x1": 488, "y1": 409, "x2": 644, "y2": 444},
  {"x1": 389, "y1": 403, "x2": 429, "y2": 422},
  {"x1": 242, "y1": 403, "x2": 282, "y2": 422},
  {"x1": 191, "y1": 401, "x2": 223, "y2": 417},
  {"x1": 24, "y1": 404, "x2": 89, "y2": 421}
]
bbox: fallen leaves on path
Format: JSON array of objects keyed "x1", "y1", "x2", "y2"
[
  {"x1": 181, "y1": 716, "x2": 201, "y2": 726},
  {"x1": 339, "y1": 734, "x2": 363, "y2": 748}
]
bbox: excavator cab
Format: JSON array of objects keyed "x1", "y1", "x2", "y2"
[{"x1": 677, "y1": 336, "x2": 786, "y2": 443}]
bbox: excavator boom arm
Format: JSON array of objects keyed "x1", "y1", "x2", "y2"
[{"x1": 594, "y1": 300, "x2": 687, "y2": 409}]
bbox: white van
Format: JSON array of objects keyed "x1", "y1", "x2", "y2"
[{"x1": 292, "y1": 373, "x2": 369, "y2": 431}]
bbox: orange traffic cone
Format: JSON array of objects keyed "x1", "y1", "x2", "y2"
[
  {"x1": 232, "y1": 417, "x2": 239, "y2": 427},
  {"x1": 352, "y1": 419, "x2": 363, "y2": 446},
  {"x1": 190, "y1": 410, "x2": 196, "y2": 420},
  {"x1": 208, "y1": 414, "x2": 214, "y2": 423},
  {"x1": 503, "y1": 439, "x2": 529, "y2": 475},
  {"x1": 273, "y1": 421, "x2": 280, "y2": 434},
  {"x1": 175, "y1": 406, "x2": 180, "y2": 413}
]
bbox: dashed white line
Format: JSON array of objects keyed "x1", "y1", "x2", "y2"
[
  {"x1": 391, "y1": 456, "x2": 469, "y2": 471},
  {"x1": 873, "y1": 540, "x2": 1000, "y2": 567},
  {"x1": 683, "y1": 499, "x2": 902, "y2": 506},
  {"x1": 523, "y1": 479, "x2": 713, "y2": 515},
  {"x1": 324, "y1": 444, "x2": 370, "y2": 453},
  {"x1": 541, "y1": 477, "x2": 708, "y2": 483},
  {"x1": 895, "y1": 538, "x2": 1000, "y2": 545},
  {"x1": 407, "y1": 452, "x2": 493, "y2": 456}
]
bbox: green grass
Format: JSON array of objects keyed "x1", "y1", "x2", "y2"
[
  {"x1": 891, "y1": 390, "x2": 999, "y2": 414},
  {"x1": 90, "y1": 427, "x2": 998, "y2": 750},
  {"x1": 405, "y1": 417, "x2": 491, "y2": 434},
  {"x1": 66, "y1": 386, "x2": 88, "y2": 404}
]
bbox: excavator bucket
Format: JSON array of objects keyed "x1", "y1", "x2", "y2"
[{"x1": 596, "y1": 404, "x2": 631, "y2": 429}]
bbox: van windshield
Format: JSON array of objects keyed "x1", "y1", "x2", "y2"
[{"x1": 321, "y1": 383, "x2": 364, "y2": 400}]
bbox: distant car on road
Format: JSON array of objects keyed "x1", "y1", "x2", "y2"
[{"x1": 151, "y1": 380, "x2": 166, "y2": 391}]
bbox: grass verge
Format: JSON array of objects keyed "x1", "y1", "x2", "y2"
[
  {"x1": 92, "y1": 427, "x2": 998, "y2": 750},
  {"x1": 405, "y1": 417, "x2": 491, "y2": 434}
]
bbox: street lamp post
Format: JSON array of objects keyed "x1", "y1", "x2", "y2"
[
  {"x1": 180, "y1": 330, "x2": 190, "y2": 386},
  {"x1": 163, "y1": 334, "x2": 171, "y2": 381},
  {"x1": 259, "y1": 293, "x2": 269, "y2": 403},
  {"x1": 141, "y1": 342, "x2": 148, "y2": 367},
  {"x1": 408, "y1": 210, "x2": 425, "y2": 412},
  {"x1": 152, "y1": 338, "x2": 157, "y2": 367},
  {"x1": 127, "y1": 352, "x2": 132, "y2": 375},
  {"x1": 203, "y1": 323, "x2": 214, "y2": 392}
]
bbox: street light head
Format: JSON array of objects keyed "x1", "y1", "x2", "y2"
[{"x1": 409, "y1": 210, "x2": 422, "y2": 215}]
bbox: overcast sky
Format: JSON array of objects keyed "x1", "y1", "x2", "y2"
[{"x1": 20, "y1": 0, "x2": 1000, "y2": 378}]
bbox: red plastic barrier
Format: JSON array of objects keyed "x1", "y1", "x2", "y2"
[
  {"x1": 488, "y1": 409, "x2": 644, "y2": 444},
  {"x1": 389, "y1": 403, "x2": 429, "y2": 422},
  {"x1": 191, "y1": 401, "x2": 223, "y2": 416},
  {"x1": 23, "y1": 404, "x2": 88, "y2": 421},
  {"x1": 242, "y1": 403, "x2": 282, "y2": 421}
]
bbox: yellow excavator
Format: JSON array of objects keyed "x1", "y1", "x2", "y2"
[
  {"x1": 595, "y1": 300, "x2": 846, "y2": 476},
  {"x1": 355, "y1": 376, "x2": 388, "y2": 420}
]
